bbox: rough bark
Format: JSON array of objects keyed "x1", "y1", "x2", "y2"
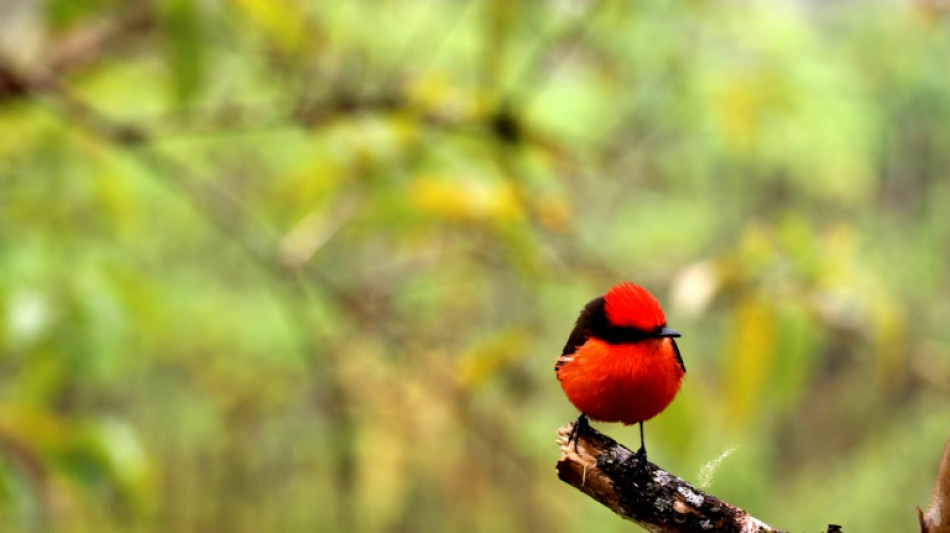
[{"x1": 555, "y1": 421, "x2": 842, "y2": 533}]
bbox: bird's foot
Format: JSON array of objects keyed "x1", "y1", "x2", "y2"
[
  {"x1": 568, "y1": 414, "x2": 590, "y2": 453},
  {"x1": 627, "y1": 445, "x2": 649, "y2": 476}
]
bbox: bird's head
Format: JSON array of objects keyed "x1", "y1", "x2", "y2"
[{"x1": 603, "y1": 282, "x2": 673, "y2": 334}]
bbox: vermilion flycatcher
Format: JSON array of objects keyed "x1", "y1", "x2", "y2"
[{"x1": 556, "y1": 282, "x2": 685, "y2": 463}]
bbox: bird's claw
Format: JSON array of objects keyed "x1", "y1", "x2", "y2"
[
  {"x1": 629, "y1": 445, "x2": 649, "y2": 476},
  {"x1": 568, "y1": 414, "x2": 590, "y2": 453}
]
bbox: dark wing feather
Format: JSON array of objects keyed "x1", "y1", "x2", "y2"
[
  {"x1": 561, "y1": 319, "x2": 590, "y2": 357},
  {"x1": 555, "y1": 297, "x2": 604, "y2": 379},
  {"x1": 554, "y1": 322, "x2": 587, "y2": 380},
  {"x1": 672, "y1": 339, "x2": 686, "y2": 373}
]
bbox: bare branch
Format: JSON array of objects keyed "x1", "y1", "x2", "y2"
[
  {"x1": 556, "y1": 422, "x2": 843, "y2": 533},
  {"x1": 920, "y1": 433, "x2": 950, "y2": 533}
]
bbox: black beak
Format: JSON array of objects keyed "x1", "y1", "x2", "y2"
[{"x1": 655, "y1": 327, "x2": 681, "y2": 338}]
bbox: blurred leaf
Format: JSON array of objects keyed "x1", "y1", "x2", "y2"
[
  {"x1": 722, "y1": 295, "x2": 776, "y2": 427},
  {"x1": 458, "y1": 329, "x2": 532, "y2": 390},
  {"x1": 712, "y1": 66, "x2": 793, "y2": 154},
  {"x1": 869, "y1": 288, "x2": 907, "y2": 390},
  {"x1": 771, "y1": 301, "x2": 820, "y2": 410},
  {"x1": 4, "y1": 289, "x2": 51, "y2": 351},
  {"x1": 406, "y1": 72, "x2": 481, "y2": 121},
  {"x1": 159, "y1": 0, "x2": 206, "y2": 104},
  {"x1": 79, "y1": 418, "x2": 154, "y2": 513},
  {"x1": 45, "y1": 0, "x2": 110, "y2": 28},
  {"x1": 231, "y1": 0, "x2": 307, "y2": 53},
  {"x1": 0, "y1": 404, "x2": 73, "y2": 452},
  {"x1": 407, "y1": 173, "x2": 523, "y2": 224},
  {"x1": 530, "y1": 193, "x2": 572, "y2": 232}
]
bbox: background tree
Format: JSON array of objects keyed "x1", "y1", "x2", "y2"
[{"x1": 2, "y1": 1, "x2": 950, "y2": 532}]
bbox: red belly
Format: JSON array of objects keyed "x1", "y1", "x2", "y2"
[{"x1": 559, "y1": 338, "x2": 684, "y2": 425}]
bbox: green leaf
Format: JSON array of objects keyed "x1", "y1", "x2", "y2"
[{"x1": 159, "y1": 0, "x2": 206, "y2": 104}]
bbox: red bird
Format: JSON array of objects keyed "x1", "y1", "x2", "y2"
[{"x1": 556, "y1": 282, "x2": 685, "y2": 464}]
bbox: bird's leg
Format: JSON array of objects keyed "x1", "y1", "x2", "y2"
[
  {"x1": 568, "y1": 414, "x2": 590, "y2": 453},
  {"x1": 637, "y1": 421, "x2": 647, "y2": 461},
  {"x1": 629, "y1": 421, "x2": 648, "y2": 475}
]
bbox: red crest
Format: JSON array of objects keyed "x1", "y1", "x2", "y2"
[{"x1": 603, "y1": 282, "x2": 667, "y2": 331}]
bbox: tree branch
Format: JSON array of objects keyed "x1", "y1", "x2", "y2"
[
  {"x1": 555, "y1": 422, "x2": 843, "y2": 533},
  {"x1": 920, "y1": 433, "x2": 950, "y2": 533}
]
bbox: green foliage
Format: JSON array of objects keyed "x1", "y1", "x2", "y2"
[{"x1": 2, "y1": 1, "x2": 950, "y2": 532}]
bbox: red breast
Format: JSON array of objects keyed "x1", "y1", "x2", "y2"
[{"x1": 558, "y1": 337, "x2": 684, "y2": 424}]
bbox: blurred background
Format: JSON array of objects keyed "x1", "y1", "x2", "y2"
[{"x1": 2, "y1": 0, "x2": 950, "y2": 531}]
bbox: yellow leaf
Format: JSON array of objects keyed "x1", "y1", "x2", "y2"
[
  {"x1": 232, "y1": 0, "x2": 307, "y2": 52},
  {"x1": 407, "y1": 174, "x2": 523, "y2": 224},
  {"x1": 405, "y1": 73, "x2": 481, "y2": 120},
  {"x1": 457, "y1": 329, "x2": 531, "y2": 389},
  {"x1": 870, "y1": 291, "x2": 907, "y2": 390},
  {"x1": 711, "y1": 68, "x2": 793, "y2": 154},
  {"x1": 722, "y1": 296, "x2": 776, "y2": 427}
]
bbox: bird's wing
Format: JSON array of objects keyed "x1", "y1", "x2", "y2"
[
  {"x1": 555, "y1": 297, "x2": 604, "y2": 379},
  {"x1": 560, "y1": 319, "x2": 590, "y2": 357},
  {"x1": 555, "y1": 322, "x2": 587, "y2": 379},
  {"x1": 672, "y1": 339, "x2": 686, "y2": 373}
]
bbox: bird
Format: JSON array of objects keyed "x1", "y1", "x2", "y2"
[{"x1": 556, "y1": 281, "x2": 685, "y2": 467}]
